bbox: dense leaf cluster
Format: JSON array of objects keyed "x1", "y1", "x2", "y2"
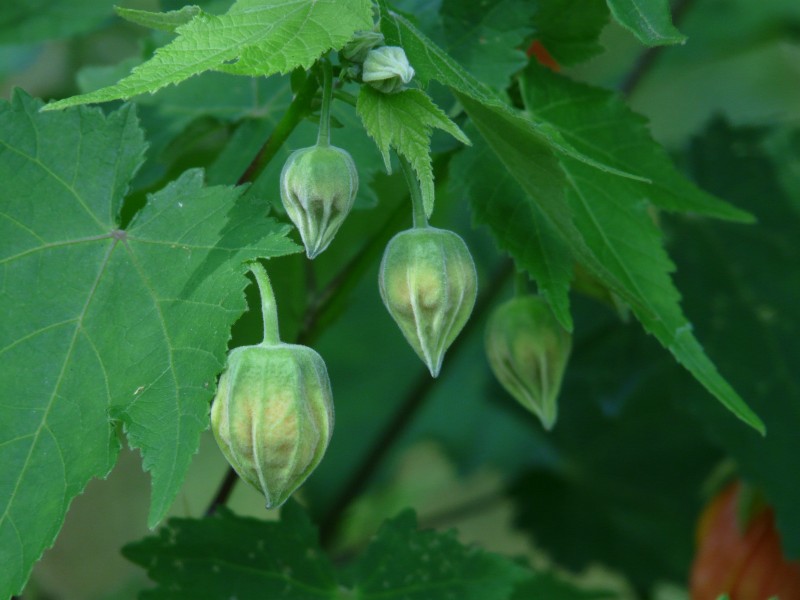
[{"x1": 1, "y1": 0, "x2": 798, "y2": 598}]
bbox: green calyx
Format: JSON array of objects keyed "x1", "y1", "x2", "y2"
[
  {"x1": 484, "y1": 295, "x2": 572, "y2": 430},
  {"x1": 280, "y1": 145, "x2": 358, "y2": 259},
  {"x1": 379, "y1": 228, "x2": 478, "y2": 377},
  {"x1": 210, "y1": 263, "x2": 334, "y2": 508}
]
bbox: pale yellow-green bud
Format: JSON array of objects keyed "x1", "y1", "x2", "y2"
[
  {"x1": 210, "y1": 263, "x2": 334, "y2": 508},
  {"x1": 211, "y1": 344, "x2": 334, "y2": 509},
  {"x1": 485, "y1": 295, "x2": 571, "y2": 430},
  {"x1": 379, "y1": 227, "x2": 477, "y2": 377},
  {"x1": 362, "y1": 46, "x2": 414, "y2": 94},
  {"x1": 280, "y1": 145, "x2": 358, "y2": 259}
]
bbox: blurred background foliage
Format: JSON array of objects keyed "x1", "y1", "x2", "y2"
[{"x1": 2, "y1": 0, "x2": 798, "y2": 598}]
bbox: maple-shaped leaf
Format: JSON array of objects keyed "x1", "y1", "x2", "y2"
[
  {"x1": 0, "y1": 92, "x2": 298, "y2": 597},
  {"x1": 43, "y1": 0, "x2": 373, "y2": 110}
]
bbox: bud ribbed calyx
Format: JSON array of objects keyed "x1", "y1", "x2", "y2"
[
  {"x1": 280, "y1": 57, "x2": 358, "y2": 259},
  {"x1": 280, "y1": 145, "x2": 358, "y2": 258},
  {"x1": 362, "y1": 46, "x2": 414, "y2": 93},
  {"x1": 485, "y1": 295, "x2": 571, "y2": 430},
  {"x1": 211, "y1": 263, "x2": 334, "y2": 508},
  {"x1": 379, "y1": 227, "x2": 478, "y2": 377}
]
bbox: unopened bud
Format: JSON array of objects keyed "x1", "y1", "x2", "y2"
[
  {"x1": 362, "y1": 46, "x2": 414, "y2": 93},
  {"x1": 379, "y1": 227, "x2": 477, "y2": 377},
  {"x1": 485, "y1": 295, "x2": 571, "y2": 430},
  {"x1": 211, "y1": 344, "x2": 334, "y2": 508},
  {"x1": 210, "y1": 263, "x2": 334, "y2": 508},
  {"x1": 280, "y1": 145, "x2": 358, "y2": 258}
]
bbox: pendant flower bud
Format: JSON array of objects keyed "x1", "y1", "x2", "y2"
[
  {"x1": 362, "y1": 46, "x2": 415, "y2": 93},
  {"x1": 379, "y1": 227, "x2": 477, "y2": 377},
  {"x1": 280, "y1": 145, "x2": 358, "y2": 259},
  {"x1": 485, "y1": 295, "x2": 571, "y2": 430},
  {"x1": 210, "y1": 263, "x2": 334, "y2": 508},
  {"x1": 341, "y1": 30, "x2": 385, "y2": 63}
]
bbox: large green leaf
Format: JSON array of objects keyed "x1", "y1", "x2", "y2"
[
  {"x1": 529, "y1": 66, "x2": 762, "y2": 432},
  {"x1": 124, "y1": 502, "x2": 611, "y2": 599},
  {"x1": 356, "y1": 86, "x2": 469, "y2": 218},
  {"x1": 673, "y1": 120, "x2": 800, "y2": 557},
  {"x1": 43, "y1": 0, "x2": 373, "y2": 110},
  {"x1": 449, "y1": 69, "x2": 763, "y2": 432},
  {"x1": 439, "y1": 0, "x2": 532, "y2": 90},
  {"x1": 0, "y1": 92, "x2": 297, "y2": 597},
  {"x1": 606, "y1": 0, "x2": 686, "y2": 46}
]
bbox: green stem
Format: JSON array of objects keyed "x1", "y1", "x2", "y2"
[
  {"x1": 317, "y1": 57, "x2": 333, "y2": 147},
  {"x1": 236, "y1": 73, "x2": 319, "y2": 185},
  {"x1": 332, "y1": 89, "x2": 358, "y2": 107},
  {"x1": 249, "y1": 262, "x2": 281, "y2": 345},
  {"x1": 399, "y1": 155, "x2": 428, "y2": 228}
]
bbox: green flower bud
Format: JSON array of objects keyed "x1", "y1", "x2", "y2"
[
  {"x1": 379, "y1": 227, "x2": 477, "y2": 377},
  {"x1": 341, "y1": 30, "x2": 385, "y2": 63},
  {"x1": 362, "y1": 46, "x2": 414, "y2": 93},
  {"x1": 280, "y1": 144, "x2": 358, "y2": 259},
  {"x1": 210, "y1": 263, "x2": 334, "y2": 508},
  {"x1": 211, "y1": 344, "x2": 333, "y2": 508},
  {"x1": 484, "y1": 295, "x2": 571, "y2": 430}
]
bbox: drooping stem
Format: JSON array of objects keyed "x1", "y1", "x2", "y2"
[
  {"x1": 249, "y1": 262, "x2": 281, "y2": 345},
  {"x1": 317, "y1": 57, "x2": 333, "y2": 147},
  {"x1": 399, "y1": 155, "x2": 428, "y2": 228}
]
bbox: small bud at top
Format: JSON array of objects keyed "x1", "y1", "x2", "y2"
[{"x1": 362, "y1": 46, "x2": 415, "y2": 94}]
